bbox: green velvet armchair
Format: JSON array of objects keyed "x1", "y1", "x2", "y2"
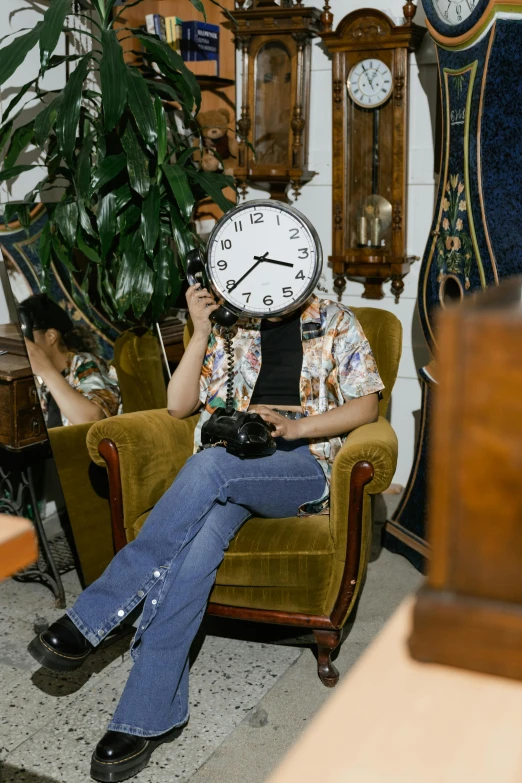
[
  {"x1": 85, "y1": 307, "x2": 401, "y2": 686},
  {"x1": 48, "y1": 329, "x2": 167, "y2": 586}
]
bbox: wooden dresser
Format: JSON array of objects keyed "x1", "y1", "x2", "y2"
[{"x1": 0, "y1": 352, "x2": 46, "y2": 450}]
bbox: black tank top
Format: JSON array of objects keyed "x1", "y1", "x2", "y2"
[{"x1": 250, "y1": 309, "x2": 302, "y2": 407}]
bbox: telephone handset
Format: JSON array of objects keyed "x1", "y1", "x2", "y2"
[
  {"x1": 17, "y1": 304, "x2": 35, "y2": 342},
  {"x1": 186, "y1": 250, "x2": 238, "y2": 328}
]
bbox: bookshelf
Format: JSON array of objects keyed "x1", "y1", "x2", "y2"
[{"x1": 114, "y1": 0, "x2": 237, "y2": 220}]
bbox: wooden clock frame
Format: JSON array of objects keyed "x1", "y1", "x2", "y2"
[{"x1": 321, "y1": 7, "x2": 425, "y2": 301}]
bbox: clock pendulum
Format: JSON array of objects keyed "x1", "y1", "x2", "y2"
[{"x1": 385, "y1": 0, "x2": 522, "y2": 569}]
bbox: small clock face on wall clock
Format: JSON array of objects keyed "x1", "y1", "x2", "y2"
[
  {"x1": 347, "y1": 58, "x2": 393, "y2": 109},
  {"x1": 206, "y1": 201, "x2": 322, "y2": 318},
  {"x1": 433, "y1": 0, "x2": 475, "y2": 26}
]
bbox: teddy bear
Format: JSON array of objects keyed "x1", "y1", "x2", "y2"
[{"x1": 193, "y1": 109, "x2": 238, "y2": 177}]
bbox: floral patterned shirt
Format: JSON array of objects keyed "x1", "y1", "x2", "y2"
[
  {"x1": 38, "y1": 351, "x2": 121, "y2": 427},
  {"x1": 194, "y1": 295, "x2": 384, "y2": 512}
]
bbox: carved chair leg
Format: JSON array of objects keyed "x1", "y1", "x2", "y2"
[{"x1": 313, "y1": 628, "x2": 342, "y2": 687}]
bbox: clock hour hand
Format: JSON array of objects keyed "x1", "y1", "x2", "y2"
[{"x1": 253, "y1": 256, "x2": 294, "y2": 267}]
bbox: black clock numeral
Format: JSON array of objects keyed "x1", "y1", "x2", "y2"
[
  {"x1": 242, "y1": 292, "x2": 251, "y2": 303},
  {"x1": 234, "y1": 220, "x2": 243, "y2": 232},
  {"x1": 221, "y1": 239, "x2": 232, "y2": 250},
  {"x1": 282, "y1": 287, "x2": 293, "y2": 298},
  {"x1": 276, "y1": 214, "x2": 280, "y2": 225},
  {"x1": 289, "y1": 228, "x2": 300, "y2": 239},
  {"x1": 263, "y1": 295, "x2": 273, "y2": 306},
  {"x1": 297, "y1": 248, "x2": 309, "y2": 259},
  {"x1": 250, "y1": 212, "x2": 264, "y2": 224},
  {"x1": 217, "y1": 259, "x2": 227, "y2": 270},
  {"x1": 226, "y1": 280, "x2": 236, "y2": 291},
  {"x1": 295, "y1": 270, "x2": 305, "y2": 280},
  {"x1": 381, "y1": 88, "x2": 387, "y2": 94}
]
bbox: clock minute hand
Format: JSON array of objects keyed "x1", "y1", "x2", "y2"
[{"x1": 227, "y1": 257, "x2": 264, "y2": 293}]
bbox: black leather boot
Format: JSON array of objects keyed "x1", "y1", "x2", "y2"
[
  {"x1": 90, "y1": 726, "x2": 185, "y2": 782},
  {"x1": 27, "y1": 614, "x2": 93, "y2": 672}
]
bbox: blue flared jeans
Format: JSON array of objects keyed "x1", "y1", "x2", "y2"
[{"x1": 66, "y1": 440, "x2": 327, "y2": 737}]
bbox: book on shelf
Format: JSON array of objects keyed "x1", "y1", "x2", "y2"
[
  {"x1": 181, "y1": 21, "x2": 220, "y2": 75},
  {"x1": 165, "y1": 16, "x2": 183, "y2": 54},
  {"x1": 145, "y1": 13, "x2": 166, "y2": 41}
]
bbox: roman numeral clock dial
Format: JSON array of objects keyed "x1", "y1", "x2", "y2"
[
  {"x1": 206, "y1": 201, "x2": 322, "y2": 318},
  {"x1": 347, "y1": 58, "x2": 393, "y2": 109}
]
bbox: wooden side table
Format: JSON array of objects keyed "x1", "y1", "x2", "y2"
[{"x1": 0, "y1": 346, "x2": 66, "y2": 607}]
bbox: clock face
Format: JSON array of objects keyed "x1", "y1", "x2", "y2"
[
  {"x1": 347, "y1": 59, "x2": 393, "y2": 109},
  {"x1": 206, "y1": 201, "x2": 322, "y2": 318},
  {"x1": 433, "y1": 0, "x2": 475, "y2": 26}
]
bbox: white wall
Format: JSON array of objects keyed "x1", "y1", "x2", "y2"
[{"x1": 242, "y1": 2, "x2": 438, "y2": 485}]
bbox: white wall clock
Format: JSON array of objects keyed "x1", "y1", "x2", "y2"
[{"x1": 205, "y1": 200, "x2": 323, "y2": 319}]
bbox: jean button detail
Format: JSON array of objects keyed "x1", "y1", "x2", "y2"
[
  {"x1": 137, "y1": 590, "x2": 144, "y2": 598},
  {"x1": 98, "y1": 630, "x2": 104, "y2": 636},
  {"x1": 117, "y1": 609, "x2": 125, "y2": 617},
  {"x1": 151, "y1": 599, "x2": 157, "y2": 605},
  {"x1": 153, "y1": 570, "x2": 160, "y2": 578}
]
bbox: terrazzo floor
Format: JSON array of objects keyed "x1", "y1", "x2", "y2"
[{"x1": 0, "y1": 570, "x2": 304, "y2": 782}]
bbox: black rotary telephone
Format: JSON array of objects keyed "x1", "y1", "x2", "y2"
[
  {"x1": 186, "y1": 249, "x2": 276, "y2": 459},
  {"x1": 17, "y1": 304, "x2": 35, "y2": 342}
]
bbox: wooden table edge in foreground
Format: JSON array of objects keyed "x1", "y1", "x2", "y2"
[
  {"x1": 0, "y1": 515, "x2": 37, "y2": 581},
  {"x1": 267, "y1": 596, "x2": 522, "y2": 783}
]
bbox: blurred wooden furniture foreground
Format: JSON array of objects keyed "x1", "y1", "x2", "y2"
[
  {"x1": 268, "y1": 597, "x2": 522, "y2": 783},
  {"x1": 409, "y1": 277, "x2": 522, "y2": 680},
  {"x1": 0, "y1": 515, "x2": 37, "y2": 581}
]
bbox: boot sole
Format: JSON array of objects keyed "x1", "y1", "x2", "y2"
[
  {"x1": 27, "y1": 634, "x2": 91, "y2": 673},
  {"x1": 90, "y1": 727, "x2": 184, "y2": 783}
]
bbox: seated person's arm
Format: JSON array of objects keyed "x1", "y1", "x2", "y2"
[
  {"x1": 25, "y1": 340, "x2": 107, "y2": 425},
  {"x1": 167, "y1": 283, "x2": 220, "y2": 419}
]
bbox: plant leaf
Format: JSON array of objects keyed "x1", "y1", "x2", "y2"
[
  {"x1": 0, "y1": 23, "x2": 42, "y2": 87},
  {"x1": 168, "y1": 202, "x2": 195, "y2": 270},
  {"x1": 3, "y1": 120, "x2": 34, "y2": 171},
  {"x1": 97, "y1": 192, "x2": 117, "y2": 257},
  {"x1": 0, "y1": 119, "x2": 14, "y2": 158},
  {"x1": 16, "y1": 204, "x2": 31, "y2": 232},
  {"x1": 155, "y1": 96, "x2": 167, "y2": 167},
  {"x1": 76, "y1": 132, "x2": 95, "y2": 198},
  {"x1": 91, "y1": 153, "x2": 127, "y2": 192},
  {"x1": 162, "y1": 164, "x2": 195, "y2": 222},
  {"x1": 51, "y1": 231, "x2": 76, "y2": 272},
  {"x1": 34, "y1": 94, "x2": 63, "y2": 147},
  {"x1": 54, "y1": 201, "x2": 78, "y2": 247},
  {"x1": 151, "y1": 242, "x2": 173, "y2": 320},
  {"x1": 100, "y1": 28, "x2": 127, "y2": 131},
  {"x1": 118, "y1": 202, "x2": 141, "y2": 236},
  {"x1": 78, "y1": 200, "x2": 96, "y2": 237},
  {"x1": 116, "y1": 239, "x2": 143, "y2": 316},
  {"x1": 140, "y1": 183, "x2": 160, "y2": 256},
  {"x1": 136, "y1": 33, "x2": 201, "y2": 114},
  {"x1": 0, "y1": 164, "x2": 38, "y2": 182},
  {"x1": 2, "y1": 78, "x2": 37, "y2": 123},
  {"x1": 121, "y1": 122, "x2": 150, "y2": 197},
  {"x1": 40, "y1": 0, "x2": 72, "y2": 71},
  {"x1": 77, "y1": 228, "x2": 101, "y2": 264},
  {"x1": 187, "y1": 169, "x2": 236, "y2": 214},
  {"x1": 112, "y1": 183, "x2": 133, "y2": 213},
  {"x1": 131, "y1": 256, "x2": 153, "y2": 319},
  {"x1": 126, "y1": 66, "x2": 157, "y2": 149},
  {"x1": 56, "y1": 53, "x2": 91, "y2": 164},
  {"x1": 188, "y1": 0, "x2": 207, "y2": 19}
]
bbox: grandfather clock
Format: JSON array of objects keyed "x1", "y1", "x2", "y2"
[
  {"x1": 226, "y1": 0, "x2": 321, "y2": 201},
  {"x1": 386, "y1": 0, "x2": 522, "y2": 567},
  {"x1": 321, "y1": 6, "x2": 425, "y2": 301}
]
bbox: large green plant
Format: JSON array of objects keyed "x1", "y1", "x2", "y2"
[{"x1": 0, "y1": 0, "x2": 234, "y2": 324}]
